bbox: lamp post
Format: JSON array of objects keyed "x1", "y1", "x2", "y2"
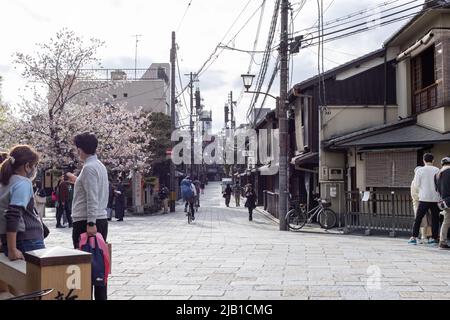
[{"x1": 241, "y1": 74, "x2": 286, "y2": 231}]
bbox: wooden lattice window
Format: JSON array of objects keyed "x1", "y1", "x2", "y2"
[{"x1": 365, "y1": 151, "x2": 417, "y2": 188}]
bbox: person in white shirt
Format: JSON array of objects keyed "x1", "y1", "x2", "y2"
[{"x1": 408, "y1": 153, "x2": 441, "y2": 245}]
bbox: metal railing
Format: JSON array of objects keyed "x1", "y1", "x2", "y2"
[
  {"x1": 345, "y1": 190, "x2": 414, "y2": 236},
  {"x1": 413, "y1": 83, "x2": 438, "y2": 114},
  {"x1": 263, "y1": 191, "x2": 279, "y2": 219}
]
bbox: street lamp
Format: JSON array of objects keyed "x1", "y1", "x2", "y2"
[
  {"x1": 241, "y1": 74, "x2": 255, "y2": 92},
  {"x1": 241, "y1": 74, "x2": 278, "y2": 101}
]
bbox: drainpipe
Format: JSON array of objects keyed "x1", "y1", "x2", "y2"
[{"x1": 384, "y1": 48, "x2": 388, "y2": 125}]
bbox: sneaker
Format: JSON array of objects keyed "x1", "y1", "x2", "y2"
[
  {"x1": 407, "y1": 238, "x2": 417, "y2": 245},
  {"x1": 428, "y1": 239, "x2": 439, "y2": 245},
  {"x1": 56, "y1": 224, "x2": 66, "y2": 229},
  {"x1": 439, "y1": 242, "x2": 450, "y2": 249}
]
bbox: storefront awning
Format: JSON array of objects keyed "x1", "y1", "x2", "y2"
[
  {"x1": 291, "y1": 152, "x2": 318, "y2": 165},
  {"x1": 334, "y1": 124, "x2": 450, "y2": 149},
  {"x1": 258, "y1": 163, "x2": 279, "y2": 175}
]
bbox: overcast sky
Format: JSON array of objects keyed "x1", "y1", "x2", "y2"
[{"x1": 0, "y1": 0, "x2": 425, "y2": 132}]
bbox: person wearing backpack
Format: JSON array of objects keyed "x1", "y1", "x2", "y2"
[
  {"x1": 181, "y1": 176, "x2": 196, "y2": 220},
  {"x1": 67, "y1": 133, "x2": 109, "y2": 300},
  {"x1": 435, "y1": 157, "x2": 450, "y2": 249},
  {"x1": 159, "y1": 184, "x2": 169, "y2": 214}
]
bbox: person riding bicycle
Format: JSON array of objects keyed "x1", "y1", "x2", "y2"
[{"x1": 181, "y1": 176, "x2": 196, "y2": 220}]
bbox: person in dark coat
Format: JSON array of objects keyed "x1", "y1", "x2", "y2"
[
  {"x1": 245, "y1": 184, "x2": 257, "y2": 221},
  {"x1": 224, "y1": 184, "x2": 232, "y2": 207},
  {"x1": 114, "y1": 177, "x2": 125, "y2": 222},
  {"x1": 107, "y1": 179, "x2": 114, "y2": 221}
]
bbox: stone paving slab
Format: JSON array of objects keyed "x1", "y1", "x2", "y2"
[{"x1": 42, "y1": 181, "x2": 450, "y2": 300}]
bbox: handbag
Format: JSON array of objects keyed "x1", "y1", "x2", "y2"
[
  {"x1": 34, "y1": 208, "x2": 50, "y2": 239},
  {"x1": 51, "y1": 191, "x2": 57, "y2": 202},
  {"x1": 79, "y1": 234, "x2": 110, "y2": 286}
]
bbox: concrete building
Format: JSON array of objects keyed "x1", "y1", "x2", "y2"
[{"x1": 70, "y1": 63, "x2": 171, "y2": 115}]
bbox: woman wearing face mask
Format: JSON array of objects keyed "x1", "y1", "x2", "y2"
[{"x1": 0, "y1": 145, "x2": 45, "y2": 261}]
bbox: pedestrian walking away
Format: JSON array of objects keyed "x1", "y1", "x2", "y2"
[
  {"x1": 245, "y1": 184, "x2": 257, "y2": 221},
  {"x1": 159, "y1": 184, "x2": 170, "y2": 214},
  {"x1": 409, "y1": 153, "x2": 441, "y2": 245},
  {"x1": 200, "y1": 181, "x2": 205, "y2": 195},
  {"x1": 56, "y1": 175, "x2": 73, "y2": 228},
  {"x1": 107, "y1": 179, "x2": 114, "y2": 221},
  {"x1": 68, "y1": 133, "x2": 109, "y2": 300},
  {"x1": 411, "y1": 166, "x2": 432, "y2": 242},
  {"x1": 233, "y1": 181, "x2": 242, "y2": 207},
  {"x1": 224, "y1": 184, "x2": 232, "y2": 207},
  {"x1": 0, "y1": 145, "x2": 46, "y2": 261},
  {"x1": 34, "y1": 181, "x2": 47, "y2": 219},
  {"x1": 435, "y1": 157, "x2": 450, "y2": 249},
  {"x1": 114, "y1": 177, "x2": 125, "y2": 222},
  {"x1": 193, "y1": 176, "x2": 201, "y2": 208}
]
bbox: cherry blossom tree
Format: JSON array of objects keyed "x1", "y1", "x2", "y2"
[{"x1": 0, "y1": 29, "x2": 154, "y2": 174}]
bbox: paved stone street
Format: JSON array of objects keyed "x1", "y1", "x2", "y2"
[{"x1": 43, "y1": 182, "x2": 450, "y2": 300}]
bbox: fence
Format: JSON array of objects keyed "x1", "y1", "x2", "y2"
[
  {"x1": 344, "y1": 190, "x2": 415, "y2": 236},
  {"x1": 263, "y1": 191, "x2": 279, "y2": 219}
]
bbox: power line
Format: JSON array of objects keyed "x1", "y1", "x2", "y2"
[
  {"x1": 299, "y1": 0, "x2": 437, "y2": 45},
  {"x1": 199, "y1": 1, "x2": 266, "y2": 77},
  {"x1": 176, "y1": 0, "x2": 259, "y2": 98},
  {"x1": 303, "y1": 2, "x2": 444, "y2": 49},
  {"x1": 176, "y1": 0, "x2": 194, "y2": 32},
  {"x1": 293, "y1": 0, "x2": 404, "y2": 34},
  {"x1": 247, "y1": 0, "x2": 281, "y2": 125}
]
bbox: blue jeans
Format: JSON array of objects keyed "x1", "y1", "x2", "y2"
[{"x1": 3, "y1": 239, "x2": 45, "y2": 258}]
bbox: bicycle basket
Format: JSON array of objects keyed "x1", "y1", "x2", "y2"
[{"x1": 321, "y1": 200, "x2": 332, "y2": 208}]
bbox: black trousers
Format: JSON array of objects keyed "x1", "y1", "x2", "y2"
[
  {"x1": 72, "y1": 219, "x2": 108, "y2": 300},
  {"x1": 248, "y1": 207, "x2": 253, "y2": 220},
  {"x1": 225, "y1": 195, "x2": 231, "y2": 207},
  {"x1": 56, "y1": 202, "x2": 72, "y2": 226},
  {"x1": 412, "y1": 201, "x2": 440, "y2": 239}
]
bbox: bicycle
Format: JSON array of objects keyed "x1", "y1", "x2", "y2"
[{"x1": 285, "y1": 198, "x2": 337, "y2": 231}]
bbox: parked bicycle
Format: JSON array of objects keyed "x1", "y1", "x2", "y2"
[{"x1": 286, "y1": 197, "x2": 337, "y2": 231}]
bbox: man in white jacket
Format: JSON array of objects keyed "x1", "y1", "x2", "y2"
[{"x1": 408, "y1": 153, "x2": 441, "y2": 245}]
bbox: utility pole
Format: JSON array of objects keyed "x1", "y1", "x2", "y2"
[
  {"x1": 169, "y1": 31, "x2": 176, "y2": 212},
  {"x1": 132, "y1": 34, "x2": 143, "y2": 79},
  {"x1": 278, "y1": 0, "x2": 289, "y2": 231},
  {"x1": 229, "y1": 91, "x2": 236, "y2": 181},
  {"x1": 185, "y1": 72, "x2": 198, "y2": 178}
]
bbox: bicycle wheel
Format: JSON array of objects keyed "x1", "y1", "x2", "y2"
[
  {"x1": 286, "y1": 209, "x2": 307, "y2": 231},
  {"x1": 318, "y1": 208, "x2": 337, "y2": 229},
  {"x1": 187, "y1": 204, "x2": 192, "y2": 224}
]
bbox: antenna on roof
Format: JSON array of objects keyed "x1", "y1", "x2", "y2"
[{"x1": 132, "y1": 34, "x2": 143, "y2": 79}]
